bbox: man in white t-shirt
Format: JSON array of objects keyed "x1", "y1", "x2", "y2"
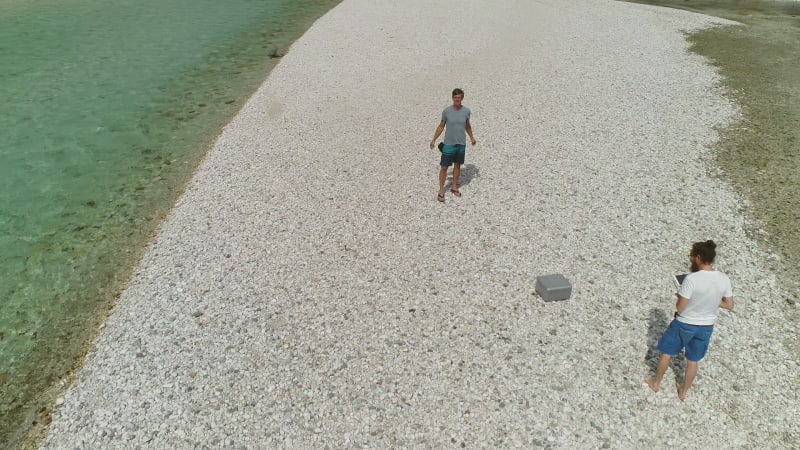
[{"x1": 646, "y1": 240, "x2": 735, "y2": 401}]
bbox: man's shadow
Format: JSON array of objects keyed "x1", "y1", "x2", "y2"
[
  {"x1": 446, "y1": 164, "x2": 480, "y2": 191},
  {"x1": 645, "y1": 307, "x2": 686, "y2": 384}
]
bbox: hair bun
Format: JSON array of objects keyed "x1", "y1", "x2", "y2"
[{"x1": 706, "y1": 240, "x2": 716, "y2": 248}]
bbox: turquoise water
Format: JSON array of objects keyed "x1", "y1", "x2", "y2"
[{"x1": 0, "y1": 0, "x2": 340, "y2": 445}]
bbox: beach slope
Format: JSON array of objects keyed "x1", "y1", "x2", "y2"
[{"x1": 43, "y1": 0, "x2": 798, "y2": 447}]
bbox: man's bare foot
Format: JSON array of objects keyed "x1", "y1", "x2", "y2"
[
  {"x1": 645, "y1": 375, "x2": 660, "y2": 393},
  {"x1": 677, "y1": 384, "x2": 688, "y2": 401}
]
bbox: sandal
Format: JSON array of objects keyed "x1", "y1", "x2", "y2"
[
  {"x1": 450, "y1": 189, "x2": 462, "y2": 197},
  {"x1": 437, "y1": 193, "x2": 445, "y2": 203}
]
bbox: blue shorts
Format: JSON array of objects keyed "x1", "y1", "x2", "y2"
[
  {"x1": 657, "y1": 320, "x2": 714, "y2": 362},
  {"x1": 440, "y1": 144, "x2": 466, "y2": 167}
]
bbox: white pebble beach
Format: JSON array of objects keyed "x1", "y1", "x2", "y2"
[{"x1": 42, "y1": 0, "x2": 799, "y2": 448}]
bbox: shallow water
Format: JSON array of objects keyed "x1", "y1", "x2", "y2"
[{"x1": 0, "y1": 0, "x2": 340, "y2": 445}]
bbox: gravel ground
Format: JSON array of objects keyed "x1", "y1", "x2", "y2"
[{"x1": 42, "y1": 0, "x2": 799, "y2": 448}]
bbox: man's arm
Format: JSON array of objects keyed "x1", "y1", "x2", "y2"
[
  {"x1": 675, "y1": 295, "x2": 689, "y2": 314},
  {"x1": 430, "y1": 120, "x2": 445, "y2": 149},
  {"x1": 465, "y1": 119, "x2": 476, "y2": 146},
  {"x1": 720, "y1": 296, "x2": 735, "y2": 311}
]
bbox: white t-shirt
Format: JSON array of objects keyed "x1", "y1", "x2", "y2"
[{"x1": 676, "y1": 270, "x2": 733, "y2": 326}]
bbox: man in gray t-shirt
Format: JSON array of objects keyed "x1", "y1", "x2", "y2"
[{"x1": 429, "y1": 88, "x2": 477, "y2": 203}]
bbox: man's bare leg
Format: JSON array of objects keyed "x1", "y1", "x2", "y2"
[
  {"x1": 451, "y1": 164, "x2": 461, "y2": 194},
  {"x1": 677, "y1": 360, "x2": 698, "y2": 401},
  {"x1": 438, "y1": 166, "x2": 448, "y2": 197},
  {"x1": 646, "y1": 354, "x2": 672, "y2": 393}
]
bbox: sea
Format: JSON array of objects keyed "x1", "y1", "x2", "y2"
[{"x1": 0, "y1": 0, "x2": 340, "y2": 445}]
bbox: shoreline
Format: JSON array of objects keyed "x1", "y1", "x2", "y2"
[
  {"x1": 41, "y1": 0, "x2": 799, "y2": 447},
  {"x1": 624, "y1": 0, "x2": 800, "y2": 361},
  {"x1": 2, "y1": 1, "x2": 344, "y2": 447}
]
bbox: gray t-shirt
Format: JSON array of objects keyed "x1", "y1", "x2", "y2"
[{"x1": 441, "y1": 105, "x2": 471, "y2": 146}]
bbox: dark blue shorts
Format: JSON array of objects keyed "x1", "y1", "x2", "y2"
[
  {"x1": 440, "y1": 144, "x2": 466, "y2": 167},
  {"x1": 658, "y1": 319, "x2": 714, "y2": 362}
]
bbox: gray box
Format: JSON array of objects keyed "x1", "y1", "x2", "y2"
[{"x1": 536, "y1": 274, "x2": 572, "y2": 302}]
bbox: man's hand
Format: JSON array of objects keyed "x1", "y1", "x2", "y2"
[
  {"x1": 429, "y1": 140, "x2": 435, "y2": 150},
  {"x1": 470, "y1": 137, "x2": 477, "y2": 146},
  {"x1": 720, "y1": 296, "x2": 735, "y2": 311}
]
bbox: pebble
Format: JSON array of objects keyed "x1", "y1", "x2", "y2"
[{"x1": 40, "y1": 0, "x2": 799, "y2": 448}]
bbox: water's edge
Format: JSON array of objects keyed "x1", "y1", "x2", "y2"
[
  {"x1": 9, "y1": 0, "x2": 798, "y2": 447},
  {"x1": 3, "y1": 2, "x2": 343, "y2": 448},
  {"x1": 621, "y1": 0, "x2": 800, "y2": 355}
]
